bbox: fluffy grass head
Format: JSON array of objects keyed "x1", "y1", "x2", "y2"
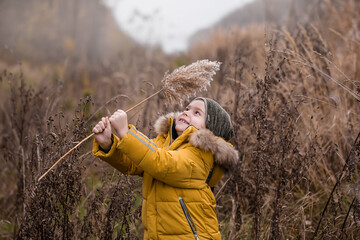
[{"x1": 161, "y1": 59, "x2": 221, "y2": 105}]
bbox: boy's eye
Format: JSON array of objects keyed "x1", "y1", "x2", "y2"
[
  {"x1": 185, "y1": 107, "x2": 189, "y2": 111},
  {"x1": 195, "y1": 111, "x2": 200, "y2": 116}
]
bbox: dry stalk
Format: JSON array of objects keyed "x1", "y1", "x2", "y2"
[
  {"x1": 312, "y1": 131, "x2": 360, "y2": 240},
  {"x1": 38, "y1": 89, "x2": 163, "y2": 181},
  {"x1": 215, "y1": 177, "x2": 232, "y2": 201}
]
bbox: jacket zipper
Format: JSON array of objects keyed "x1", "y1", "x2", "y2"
[{"x1": 179, "y1": 197, "x2": 200, "y2": 240}]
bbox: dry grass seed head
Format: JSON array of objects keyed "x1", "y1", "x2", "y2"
[{"x1": 161, "y1": 59, "x2": 221, "y2": 105}]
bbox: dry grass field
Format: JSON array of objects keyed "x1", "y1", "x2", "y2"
[{"x1": 1, "y1": 0, "x2": 360, "y2": 239}]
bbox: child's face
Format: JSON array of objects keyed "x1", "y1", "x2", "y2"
[{"x1": 175, "y1": 99, "x2": 206, "y2": 136}]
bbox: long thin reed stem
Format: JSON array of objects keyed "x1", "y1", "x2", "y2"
[
  {"x1": 38, "y1": 88, "x2": 164, "y2": 182},
  {"x1": 125, "y1": 89, "x2": 163, "y2": 112},
  {"x1": 38, "y1": 133, "x2": 94, "y2": 181}
]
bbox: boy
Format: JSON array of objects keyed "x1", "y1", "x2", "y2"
[{"x1": 93, "y1": 97, "x2": 239, "y2": 239}]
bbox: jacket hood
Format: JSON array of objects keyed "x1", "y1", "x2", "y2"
[{"x1": 154, "y1": 112, "x2": 239, "y2": 172}]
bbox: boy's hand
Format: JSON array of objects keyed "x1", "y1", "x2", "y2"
[
  {"x1": 92, "y1": 117, "x2": 112, "y2": 150},
  {"x1": 109, "y1": 109, "x2": 128, "y2": 139}
]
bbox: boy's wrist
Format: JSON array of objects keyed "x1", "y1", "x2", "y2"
[
  {"x1": 114, "y1": 126, "x2": 128, "y2": 139},
  {"x1": 99, "y1": 136, "x2": 113, "y2": 151},
  {"x1": 118, "y1": 128, "x2": 128, "y2": 139}
]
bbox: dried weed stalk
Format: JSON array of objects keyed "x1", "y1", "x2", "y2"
[{"x1": 0, "y1": 69, "x2": 142, "y2": 239}]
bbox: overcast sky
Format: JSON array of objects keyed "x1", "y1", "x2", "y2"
[{"x1": 105, "y1": 0, "x2": 254, "y2": 53}]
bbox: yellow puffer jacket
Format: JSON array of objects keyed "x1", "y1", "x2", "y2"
[{"x1": 93, "y1": 113, "x2": 239, "y2": 240}]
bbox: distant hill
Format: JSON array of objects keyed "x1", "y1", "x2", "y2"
[
  {"x1": 190, "y1": 0, "x2": 316, "y2": 45},
  {"x1": 0, "y1": 0, "x2": 137, "y2": 66}
]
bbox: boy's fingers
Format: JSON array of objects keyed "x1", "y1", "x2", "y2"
[
  {"x1": 92, "y1": 127, "x2": 99, "y2": 134},
  {"x1": 99, "y1": 121, "x2": 105, "y2": 130},
  {"x1": 102, "y1": 117, "x2": 108, "y2": 128},
  {"x1": 110, "y1": 112, "x2": 118, "y2": 119}
]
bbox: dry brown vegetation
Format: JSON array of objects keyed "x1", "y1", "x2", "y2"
[{"x1": 1, "y1": 0, "x2": 360, "y2": 239}]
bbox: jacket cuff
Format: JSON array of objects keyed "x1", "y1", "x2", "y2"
[{"x1": 93, "y1": 134, "x2": 118, "y2": 158}]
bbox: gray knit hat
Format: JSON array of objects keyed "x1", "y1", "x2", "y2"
[{"x1": 195, "y1": 97, "x2": 234, "y2": 141}]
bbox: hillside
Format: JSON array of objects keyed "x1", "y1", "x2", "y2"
[
  {"x1": 190, "y1": 0, "x2": 316, "y2": 45},
  {"x1": 0, "y1": 0, "x2": 137, "y2": 67}
]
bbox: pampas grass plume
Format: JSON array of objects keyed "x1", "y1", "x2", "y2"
[{"x1": 162, "y1": 59, "x2": 221, "y2": 105}]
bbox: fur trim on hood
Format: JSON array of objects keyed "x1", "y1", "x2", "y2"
[
  {"x1": 154, "y1": 112, "x2": 239, "y2": 171},
  {"x1": 154, "y1": 112, "x2": 180, "y2": 136}
]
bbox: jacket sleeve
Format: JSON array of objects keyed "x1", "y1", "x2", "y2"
[
  {"x1": 207, "y1": 165, "x2": 224, "y2": 187},
  {"x1": 117, "y1": 125, "x2": 209, "y2": 189},
  {"x1": 92, "y1": 134, "x2": 144, "y2": 176}
]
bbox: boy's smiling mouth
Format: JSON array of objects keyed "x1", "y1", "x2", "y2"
[{"x1": 178, "y1": 118, "x2": 190, "y2": 125}]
